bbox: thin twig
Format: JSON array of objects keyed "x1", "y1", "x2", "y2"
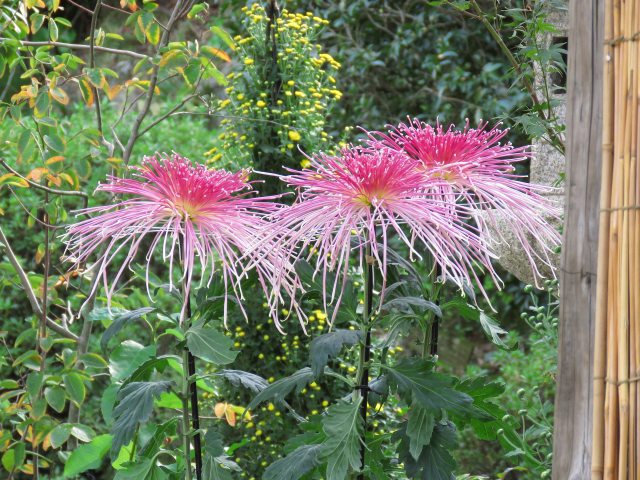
[
  {"x1": 89, "y1": 0, "x2": 104, "y2": 137},
  {"x1": 122, "y1": 0, "x2": 190, "y2": 164},
  {"x1": 0, "y1": 159, "x2": 88, "y2": 200},
  {"x1": 138, "y1": 94, "x2": 199, "y2": 138},
  {"x1": 0, "y1": 226, "x2": 78, "y2": 341},
  {"x1": 0, "y1": 38, "x2": 148, "y2": 59},
  {"x1": 65, "y1": 0, "x2": 93, "y2": 15}
]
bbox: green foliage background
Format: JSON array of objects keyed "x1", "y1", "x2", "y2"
[{"x1": 0, "y1": 0, "x2": 563, "y2": 478}]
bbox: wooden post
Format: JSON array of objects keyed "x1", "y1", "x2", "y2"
[{"x1": 552, "y1": 0, "x2": 603, "y2": 478}]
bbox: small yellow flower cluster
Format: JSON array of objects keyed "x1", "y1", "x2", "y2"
[{"x1": 205, "y1": 4, "x2": 343, "y2": 168}]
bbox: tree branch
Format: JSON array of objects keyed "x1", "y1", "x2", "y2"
[
  {"x1": 121, "y1": 0, "x2": 192, "y2": 164},
  {"x1": 89, "y1": 0, "x2": 104, "y2": 137},
  {"x1": 0, "y1": 226, "x2": 78, "y2": 341},
  {"x1": 0, "y1": 159, "x2": 88, "y2": 201},
  {"x1": 0, "y1": 38, "x2": 148, "y2": 59}
]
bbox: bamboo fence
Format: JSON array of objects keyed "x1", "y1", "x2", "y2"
[{"x1": 592, "y1": 0, "x2": 640, "y2": 477}]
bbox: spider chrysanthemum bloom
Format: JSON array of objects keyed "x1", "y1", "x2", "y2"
[
  {"x1": 64, "y1": 153, "x2": 298, "y2": 325},
  {"x1": 367, "y1": 118, "x2": 561, "y2": 284},
  {"x1": 273, "y1": 146, "x2": 497, "y2": 321}
]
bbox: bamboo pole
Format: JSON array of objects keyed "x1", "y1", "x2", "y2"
[
  {"x1": 593, "y1": 0, "x2": 616, "y2": 473},
  {"x1": 593, "y1": 0, "x2": 640, "y2": 476}
]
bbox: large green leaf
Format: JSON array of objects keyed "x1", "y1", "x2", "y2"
[
  {"x1": 113, "y1": 458, "x2": 153, "y2": 480},
  {"x1": 202, "y1": 456, "x2": 232, "y2": 480},
  {"x1": 406, "y1": 404, "x2": 435, "y2": 460},
  {"x1": 140, "y1": 419, "x2": 178, "y2": 458},
  {"x1": 101, "y1": 307, "x2": 155, "y2": 351},
  {"x1": 320, "y1": 399, "x2": 363, "y2": 480},
  {"x1": 457, "y1": 375, "x2": 506, "y2": 439},
  {"x1": 44, "y1": 385, "x2": 65, "y2": 413},
  {"x1": 216, "y1": 369, "x2": 268, "y2": 393},
  {"x1": 383, "y1": 359, "x2": 473, "y2": 415},
  {"x1": 382, "y1": 297, "x2": 442, "y2": 317},
  {"x1": 310, "y1": 330, "x2": 361, "y2": 377},
  {"x1": 204, "y1": 429, "x2": 224, "y2": 457},
  {"x1": 186, "y1": 321, "x2": 238, "y2": 365},
  {"x1": 109, "y1": 340, "x2": 156, "y2": 382},
  {"x1": 264, "y1": 444, "x2": 323, "y2": 480},
  {"x1": 397, "y1": 422, "x2": 457, "y2": 480},
  {"x1": 111, "y1": 381, "x2": 172, "y2": 456},
  {"x1": 246, "y1": 368, "x2": 314, "y2": 411},
  {"x1": 63, "y1": 434, "x2": 112, "y2": 477}
]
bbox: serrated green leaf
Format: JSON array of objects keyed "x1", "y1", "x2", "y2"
[
  {"x1": 216, "y1": 370, "x2": 268, "y2": 393},
  {"x1": 101, "y1": 383, "x2": 119, "y2": 424},
  {"x1": 383, "y1": 359, "x2": 473, "y2": 415},
  {"x1": 479, "y1": 312, "x2": 516, "y2": 349},
  {"x1": 101, "y1": 307, "x2": 155, "y2": 351},
  {"x1": 202, "y1": 456, "x2": 233, "y2": 480},
  {"x1": 111, "y1": 381, "x2": 172, "y2": 455},
  {"x1": 108, "y1": 340, "x2": 156, "y2": 382},
  {"x1": 246, "y1": 368, "x2": 313, "y2": 412},
  {"x1": 63, "y1": 434, "x2": 112, "y2": 477},
  {"x1": 140, "y1": 418, "x2": 178, "y2": 458},
  {"x1": 320, "y1": 399, "x2": 363, "y2": 480},
  {"x1": 204, "y1": 429, "x2": 224, "y2": 457},
  {"x1": 457, "y1": 375, "x2": 506, "y2": 438},
  {"x1": 398, "y1": 422, "x2": 457, "y2": 480},
  {"x1": 310, "y1": 329, "x2": 361, "y2": 377},
  {"x1": 264, "y1": 444, "x2": 322, "y2": 480},
  {"x1": 186, "y1": 321, "x2": 238, "y2": 365},
  {"x1": 114, "y1": 457, "x2": 153, "y2": 479},
  {"x1": 406, "y1": 405, "x2": 435, "y2": 460},
  {"x1": 382, "y1": 297, "x2": 442, "y2": 317}
]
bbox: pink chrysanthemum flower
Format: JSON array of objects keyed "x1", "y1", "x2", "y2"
[
  {"x1": 64, "y1": 153, "x2": 298, "y2": 325},
  {"x1": 367, "y1": 118, "x2": 561, "y2": 284},
  {"x1": 272, "y1": 146, "x2": 497, "y2": 322}
]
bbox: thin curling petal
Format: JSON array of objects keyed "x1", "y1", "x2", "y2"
[
  {"x1": 63, "y1": 153, "x2": 298, "y2": 326},
  {"x1": 367, "y1": 118, "x2": 562, "y2": 286},
  {"x1": 272, "y1": 146, "x2": 497, "y2": 324}
]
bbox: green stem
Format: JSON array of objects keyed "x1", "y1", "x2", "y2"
[
  {"x1": 129, "y1": 427, "x2": 138, "y2": 462},
  {"x1": 422, "y1": 264, "x2": 442, "y2": 359},
  {"x1": 356, "y1": 243, "x2": 374, "y2": 480},
  {"x1": 181, "y1": 349, "x2": 193, "y2": 480}
]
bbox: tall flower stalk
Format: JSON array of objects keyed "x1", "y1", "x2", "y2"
[
  {"x1": 273, "y1": 145, "x2": 499, "y2": 473},
  {"x1": 268, "y1": 121, "x2": 561, "y2": 477},
  {"x1": 65, "y1": 153, "x2": 297, "y2": 479}
]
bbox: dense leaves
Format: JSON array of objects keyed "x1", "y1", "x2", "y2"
[
  {"x1": 111, "y1": 381, "x2": 173, "y2": 455},
  {"x1": 186, "y1": 321, "x2": 239, "y2": 365},
  {"x1": 383, "y1": 359, "x2": 474, "y2": 415},
  {"x1": 309, "y1": 329, "x2": 362, "y2": 377}
]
